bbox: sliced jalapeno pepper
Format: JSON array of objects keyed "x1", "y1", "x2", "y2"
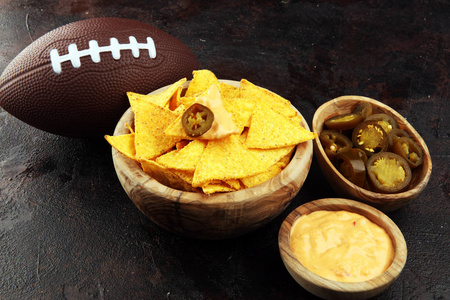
[
  {"x1": 324, "y1": 113, "x2": 364, "y2": 130},
  {"x1": 392, "y1": 137, "x2": 423, "y2": 169},
  {"x1": 181, "y1": 103, "x2": 214, "y2": 137},
  {"x1": 387, "y1": 128, "x2": 410, "y2": 150},
  {"x1": 367, "y1": 152, "x2": 412, "y2": 193},
  {"x1": 352, "y1": 102, "x2": 373, "y2": 119},
  {"x1": 352, "y1": 121, "x2": 388, "y2": 156},
  {"x1": 365, "y1": 113, "x2": 398, "y2": 134},
  {"x1": 336, "y1": 148, "x2": 367, "y2": 187},
  {"x1": 319, "y1": 130, "x2": 353, "y2": 159}
]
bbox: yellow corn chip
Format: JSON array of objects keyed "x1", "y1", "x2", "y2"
[
  {"x1": 245, "y1": 101, "x2": 317, "y2": 149},
  {"x1": 224, "y1": 179, "x2": 242, "y2": 190},
  {"x1": 172, "y1": 169, "x2": 195, "y2": 185},
  {"x1": 168, "y1": 86, "x2": 183, "y2": 111},
  {"x1": 157, "y1": 139, "x2": 207, "y2": 172},
  {"x1": 240, "y1": 79, "x2": 297, "y2": 118},
  {"x1": 185, "y1": 70, "x2": 220, "y2": 97},
  {"x1": 277, "y1": 147, "x2": 295, "y2": 168},
  {"x1": 104, "y1": 133, "x2": 136, "y2": 160},
  {"x1": 125, "y1": 123, "x2": 134, "y2": 133},
  {"x1": 164, "y1": 114, "x2": 192, "y2": 140},
  {"x1": 192, "y1": 135, "x2": 270, "y2": 187},
  {"x1": 140, "y1": 159, "x2": 198, "y2": 192},
  {"x1": 241, "y1": 163, "x2": 283, "y2": 188},
  {"x1": 201, "y1": 181, "x2": 236, "y2": 194},
  {"x1": 222, "y1": 97, "x2": 255, "y2": 132},
  {"x1": 155, "y1": 149, "x2": 179, "y2": 166},
  {"x1": 134, "y1": 101, "x2": 181, "y2": 161},
  {"x1": 128, "y1": 78, "x2": 186, "y2": 110},
  {"x1": 248, "y1": 145, "x2": 296, "y2": 167},
  {"x1": 219, "y1": 82, "x2": 240, "y2": 98},
  {"x1": 179, "y1": 96, "x2": 196, "y2": 107},
  {"x1": 176, "y1": 140, "x2": 191, "y2": 150}
]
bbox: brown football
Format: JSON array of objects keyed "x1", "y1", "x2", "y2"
[{"x1": 0, "y1": 17, "x2": 199, "y2": 137}]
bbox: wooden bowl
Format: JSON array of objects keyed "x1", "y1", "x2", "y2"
[
  {"x1": 111, "y1": 80, "x2": 313, "y2": 239},
  {"x1": 312, "y1": 95, "x2": 432, "y2": 212},
  {"x1": 279, "y1": 198, "x2": 407, "y2": 300}
]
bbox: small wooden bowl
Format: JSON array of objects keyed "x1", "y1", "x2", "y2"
[
  {"x1": 111, "y1": 80, "x2": 313, "y2": 239},
  {"x1": 312, "y1": 95, "x2": 432, "y2": 212},
  {"x1": 279, "y1": 198, "x2": 407, "y2": 300}
]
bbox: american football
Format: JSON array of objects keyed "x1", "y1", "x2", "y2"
[{"x1": 0, "y1": 17, "x2": 199, "y2": 137}]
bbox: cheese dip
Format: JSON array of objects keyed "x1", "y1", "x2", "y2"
[{"x1": 290, "y1": 210, "x2": 394, "y2": 282}]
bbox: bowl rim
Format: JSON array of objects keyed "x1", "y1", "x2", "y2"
[
  {"x1": 312, "y1": 95, "x2": 432, "y2": 203},
  {"x1": 278, "y1": 198, "x2": 407, "y2": 295},
  {"x1": 112, "y1": 79, "x2": 314, "y2": 205}
]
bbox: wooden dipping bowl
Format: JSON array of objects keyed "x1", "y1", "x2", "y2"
[
  {"x1": 279, "y1": 198, "x2": 407, "y2": 300},
  {"x1": 312, "y1": 96, "x2": 432, "y2": 212},
  {"x1": 111, "y1": 80, "x2": 313, "y2": 240}
]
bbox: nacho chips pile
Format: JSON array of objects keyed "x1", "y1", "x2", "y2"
[{"x1": 105, "y1": 70, "x2": 317, "y2": 194}]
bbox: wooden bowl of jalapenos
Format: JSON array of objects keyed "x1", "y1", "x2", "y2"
[{"x1": 312, "y1": 95, "x2": 432, "y2": 212}]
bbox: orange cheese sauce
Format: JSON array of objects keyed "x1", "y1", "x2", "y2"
[
  {"x1": 193, "y1": 84, "x2": 239, "y2": 139},
  {"x1": 290, "y1": 210, "x2": 394, "y2": 282}
]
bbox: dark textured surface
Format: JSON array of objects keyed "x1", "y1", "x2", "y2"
[{"x1": 0, "y1": 1, "x2": 448, "y2": 299}]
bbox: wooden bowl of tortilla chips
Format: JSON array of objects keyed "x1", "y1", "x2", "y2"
[{"x1": 107, "y1": 70, "x2": 315, "y2": 239}]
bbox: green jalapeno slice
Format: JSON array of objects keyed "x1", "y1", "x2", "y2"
[
  {"x1": 336, "y1": 148, "x2": 367, "y2": 188},
  {"x1": 352, "y1": 121, "x2": 388, "y2": 156},
  {"x1": 366, "y1": 152, "x2": 412, "y2": 193},
  {"x1": 387, "y1": 128, "x2": 410, "y2": 150},
  {"x1": 181, "y1": 103, "x2": 214, "y2": 137},
  {"x1": 319, "y1": 130, "x2": 353, "y2": 159},
  {"x1": 352, "y1": 102, "x2": 373, "y2": 119},
  {"x1": 324, "y1": 113, "x2": 364, "y2": 130},
  {"x1": 365, "y1": 113, "x2": 398, "y2": 134},
  {"x1": 392, "y1": 137, "x2": 423, "y2": 169}
]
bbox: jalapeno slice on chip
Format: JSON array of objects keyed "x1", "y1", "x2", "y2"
[
  {"x1": 392, "y1": 137, "x2": 423, "y2": 169},
  {"x1": 182, "y1": 103, "x2": 214, "y2": 137},
  {"x1": 319, "y1": 130, "x2": 353, "y2": 159},
  {"x1": 336, "y1": 148, "x2": 367, "y2": 188},
  {"x1": 352, "y1": 102, "x2": 373, "y2": 119},
  {"x1": 365, "y1": 113, "x2": 398, "y2": 134},
  {"x1": 367, "y1": 152, "x2": 412, "y2": 193},
  {"x1": 324, "y1": 112, "x2": 364, "y2": 130},
  {"x1": 352, "y1": 121, "x2": 388, "y2": 156}
]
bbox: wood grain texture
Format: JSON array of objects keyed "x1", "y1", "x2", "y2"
[
  {"x1": 112, "y1": 80, "x2": 313, "y2": 239},
  {"x1": 312, "y1": 96, "x2": 432, "y2": 212},
  {"x1": 278, "y1": 198, "x2": 407, "y2": 300}
]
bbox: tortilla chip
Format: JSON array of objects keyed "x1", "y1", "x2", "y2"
[
  {"x1": 176, "y1": 140, "x2": 191, "y2": 150},
  {"x1": 125, "y1": 123, "x2": 134, "y2": 133},
  {"x1": 157, "y1": 139, "x2": 207, "y2": 172},
  {"x1": 168, "y1": 86, "x2": 184, "y2": 111},
  {"x1": 222, "y1": 97, "x2": 256, "y2": 132},
  {"x1": 134, "y1": 101, "x2": 181, "y2": 161},
  {"x1": 179, "y1": 96, "x2": 196, "y2": 108},
  {"x1": 245, "y1": 101, "x2": 317, "y2": 149},
  {"x1": 219, "y1": 82, "x2": 240, "y2": 98},
  {"x1": 164, "y1": 114, "x2": 192, "y2": 140},
  {"x1": 155, "y1": 149, "x2": 179, "y2": 166},
  {"x1": 185, "y1": 70, "x2": 220, "y2": 97},
  {"x1": 240, "y1": 79, "x2": 297, "y2": 118},
  {"x1": 104, "y1": 133, "x2": 136, "y2": 160},
  {"x1": 201, "y1": 181, "x2": 236, "y2": 194},
  {"x1": 241, "y1": 163, "x2": 283, "y2": 188},
  {"x1": 128, "y1": 78, "x2": 186, "y2": 110},
  {"x1": 192, "y1": 135, "x2": 270, "y2": 187},
  {"x1": 140, "y1": 159, "x2": 197, "y2": 192}
]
